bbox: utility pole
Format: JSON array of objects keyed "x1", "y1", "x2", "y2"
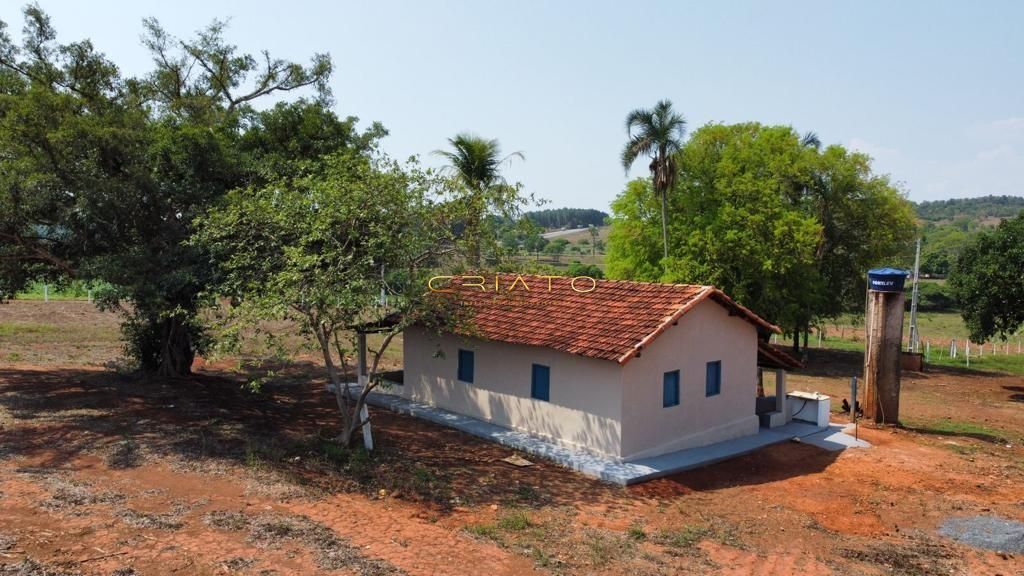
[{"x1": 908, "y1": 238, "x2": 922, "y2": 353}]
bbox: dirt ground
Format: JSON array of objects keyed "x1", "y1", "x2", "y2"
[{"x1": 2, "y1": 301, "x2": 1024, "y2": 575}]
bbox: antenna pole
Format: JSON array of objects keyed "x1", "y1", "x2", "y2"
[{"x1": 908, "y1": 238, "x2": 922, "y2": 353}]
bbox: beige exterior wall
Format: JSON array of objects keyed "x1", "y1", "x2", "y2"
[
  {"x1": 400, "y1": 299, "x2": 760, "y2": 462},
  {"x1": 399, "y1": 326, "x2": 624, "y2": 458},
  {"x1": 619, "y1": 299, "x2": 760, "y2": 460}
]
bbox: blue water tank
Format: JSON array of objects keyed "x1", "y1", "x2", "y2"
[{"x1": 867, "y1": 268, "x2": 909, "y2": 292}]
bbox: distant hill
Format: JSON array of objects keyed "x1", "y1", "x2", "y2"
[
  {"x1": 914, "y1": 196, "x2": 1024, "y2": 277},
  {"x1": 525, "y1": 208, "x2": 608, "y2": 230},
  {"x1": 915, "y1": 195, "x2": 1024, "y2": 224}
]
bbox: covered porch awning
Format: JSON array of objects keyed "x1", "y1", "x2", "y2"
[{"x1": 757, "y1": 342, "x2": 803, "y2": 371}]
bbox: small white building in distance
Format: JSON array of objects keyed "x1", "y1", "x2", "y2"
[{"x1": 396, "y1": 274, "x2": 800, "y2": 462}]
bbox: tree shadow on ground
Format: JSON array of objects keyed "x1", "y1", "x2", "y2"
[
  {"x1": 1003, "y1": 386, "x2": 1024, "y2": 403},
  {"x1": 0, "y1": 365, "x2": 636, "y2": 513}
]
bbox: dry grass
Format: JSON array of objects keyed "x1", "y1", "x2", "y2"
[{"x1": 203, "y1": 510, "x2": 406, "y2": 574}]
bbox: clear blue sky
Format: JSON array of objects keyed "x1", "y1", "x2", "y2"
[{"x1": 3, "y1": 1, "x2": 1022, "y2": 210}]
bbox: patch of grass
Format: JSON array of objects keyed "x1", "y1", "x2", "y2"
[
  {"x1": 204, "y1": 510, "x2": 253, "y2": 531},
  {"x1": 511, "y1": 484, "x2": 545, "y2": 505},
  {"x1": 318, "y1": 440, "x2": 350, "y2": 466},
  {"x1": 465, "y1": 523, "x2": 500, "y2": 540},
  {"x1": 14, "y1": 281, "x2": 106, "y2": 301},
  {"x1": 221, "y1": 557, "x2": 257, "y2": 571},
  {"x1": 582, "y1": 528, "x2": 637, "y2": 568},
  {"x1": 0, "y1": 557, "x2": 82, "y2": 576},
  {"x1": 927, "y1": 351, "x2": 1024, "y2": 375},
  {"x1": 902, "y1": 417, "x2": 1010, "y2": 444},
  {"x1": 626, "y1": 521, "x2": 647, "y2": 541},
  {"x1": 652, "y1": 524, "x2": 713, "y2": 553},
  {"x1": 841, "y1": 536, "x2": 958, "y2": 576},
  {"x1": 106, "y1": 438, "x2": 143, "y2": 469},
  {"x1": 496, "y1": 509, "x2": 532, "y2": 531},
  {"x1": 943, "y1": 442, "x2": 981, "y2": 457},
  {"x1": 0, "y1": 323, "x2": 60, "y2": 337},
  {"x1": 40, "y1": 475, "x2": 126, "y2": 512},
  {"x1": 117, "y1": 508, "x2": 185, "y2": 531},
  {"x1": 245, "y1": 512, "x2": 405, "y2": 574}
]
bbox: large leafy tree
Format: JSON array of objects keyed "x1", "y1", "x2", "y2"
[
  {"x1": 797, "y1": 143, "x2": 916, "y2": 344},
  {"x1": 433, "y1": 133, "x2": 525, "y2": 267},
  {"x1": 949, "y1": 213, "x2": 1024, "y2": 342},
  {"x1": 195, "y1": 152, "x2": 458, "y2": 445},
  {"x1": 0, "y1": 6, "x2": 357, "y2": 377},
  {"x1": 607, "y1": 122, "x2": 916, "y2": 351},
  {"x1": 621, "y1": 99, "x2": 687, "y2": 263}
]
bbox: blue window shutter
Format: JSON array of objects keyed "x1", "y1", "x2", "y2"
[
  {"x1": 705, "y1": 361, "x2": 721, "y2": 396},
  {"x1": 663, "y1": 370, "x2": 680, "y2": 407},
  {"x1": 458, "y1": 349, "x2": 474, "y2": 383},
  {"x1": 531, "y1": 364, "x2": 550, "y2": 401}
]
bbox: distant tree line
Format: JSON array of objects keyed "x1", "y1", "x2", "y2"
[
  {"x1": 525, "y1": 208, "x2": 608, "y2": 230},
  {"x1": 915, "y1": 195, "x2": 1024, "y2": 223},
  {"x1": 915, "y1": 197, "x2": 1024, "y2": 277}
]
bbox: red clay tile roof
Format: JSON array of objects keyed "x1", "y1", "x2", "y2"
[
  {"x1": 757, "y1": 342, "x2": 803, "y2": 370},
  {"x1": 432, "y1": 274, "x2": 780, "y2": 365}
]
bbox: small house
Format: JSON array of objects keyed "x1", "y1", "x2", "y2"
[{"x1": 395, "y1": 274, "x2": 800, "y2": 462}]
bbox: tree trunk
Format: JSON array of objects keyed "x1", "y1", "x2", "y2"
[
  {"x1": 659, "y1": 188, "x2": 669, "y2": 262},
  {"x1": 792, "y1": 329, "x2": 801, "y2": 355},
  {"x1": 157, "y1": 316, "x2": 194, "y2": 378}
]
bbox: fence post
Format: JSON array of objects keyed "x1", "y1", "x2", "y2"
[{"x1": 925, "y1": 340, "x2": 930, "y2": 362}]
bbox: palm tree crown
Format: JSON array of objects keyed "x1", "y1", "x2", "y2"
[
  {"x1": 433, "y1": 133, "x2": 524, "y2": 192},
  {"x1": 433, "y1": 133, "x2": 524, "y2": 267},
  {"x1": 621, "y1": 99, "x2": 687, "y2": 263}
]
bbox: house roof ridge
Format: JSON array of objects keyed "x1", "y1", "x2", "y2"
[{"x1": 435, "y1": 274, "x2": 779, "y2": 364}]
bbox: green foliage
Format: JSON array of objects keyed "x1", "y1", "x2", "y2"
[
  {"x1": 524, "y1": 208, "x2": 607, "y2": 229},
  {"x1": 566, "y1": 261, "x2": 604, "y2": 279},
  {"x1": 918, "y1": 220, "x2": 981, "y2": 276},
  {"x1": 652, "y1": 525, "x2": 712, "y2": 550},
  {"x1": 913, "y1": 197, "x2": 1024, "y2": 277},
  {"x1": 621, "y1": 99, "x2": 687, "y2": 261},
  {"x1": 949, "y1": 213, "x2": 1024, "y2": 341},
  {"x1": 909, "y1": 281, "x2": 957, "y2": 312},
  {"x1": 495, "y1": 217, "x2": 545, "y2": 255},
  {"x1": 605, "y1": 180, "x2": 664, "y2": 281},
  {"x1": 0, "y1": 7, "x2": 350, "y2": 376},
  {"x1": 607, "y1": 122, "x2": 916, "y2": 341},
  {"x1": 496, "y1": 510, "x2": 532, "y2": 531},
  {"x1": 433, "y1": 133, "x2": 527, "y2": 267},
  {"x1": 522, "y1": 230, "x2": 548, "y2": 253},
  {"x1": 194, "y1": 151, "x2": 459, "y2": 444},
  {"x1": 915, "y1": 195, "x2": 1024, "y2": 223}
]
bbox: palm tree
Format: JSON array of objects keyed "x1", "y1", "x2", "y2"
[
  {"x1": 434, "y1": 133, "x2": 524, "y2": 266},
  {"x1": 621, "y1": 100, "x2": 687, "y2": 262}
]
